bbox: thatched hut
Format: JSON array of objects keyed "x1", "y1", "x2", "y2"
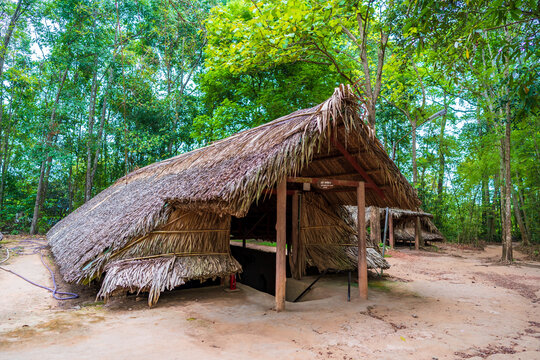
[
  {"x1": 48, "y1": 85, "x2": 420, "y2": 309},
  {"x1": 360, "y1": 207, "x2": 445, "y2": 248}
]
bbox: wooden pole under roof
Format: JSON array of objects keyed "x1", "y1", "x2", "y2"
[
  {"x1": 415, "y1": 216, "x2": 421, "y2": 250},
  {"x1": 275, "y1": 178, "x2": 287, "y2": 311},
  {"x1": 290, "y1": 190, "x2": 300, "y2": 280},
  {"x1": 388, "y1": 211, "x2": 394, "y2": 248},
  {"x1": 357, "y1": 181, "x2": 368, "y2": 300}
]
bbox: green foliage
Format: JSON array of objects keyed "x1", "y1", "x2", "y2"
[{"x1": 0, "y1": 0, "x2": 536, "y2": 247}]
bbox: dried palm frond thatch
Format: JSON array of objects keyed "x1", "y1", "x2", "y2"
[
  {"x1": 48, "y1": 84, "x2": 417, "y2": 302},
  {"x1": 296, "y1": 193, "x2": 389, "y2": 276},
  {"x1": 98, "y1": 255, "x2": 242, "y2": 307}
]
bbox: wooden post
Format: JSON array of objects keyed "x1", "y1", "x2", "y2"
[
  {"x1": 414, "y1": 216, "x2": 425, "y2": 250},
  {"x1": 357, "y1": 182, "x2": 368, "y2": 300},
  {"x1": 388, "y1": 212, "x2": 394, "y2": 248},
  {"x1": 275, "y1": 178, "x2": 287, "y2": 311},
  {"x1": 369, "y1": 206, "x2": 381, "y2": 247},
  {"x1": 290, "y1": 191, "x2": 300, "y2": 279},
  {"x1": 414, "y1": 216, "x2": 421, "y2": 250}
]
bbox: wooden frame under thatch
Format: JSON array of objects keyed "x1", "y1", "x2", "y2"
[{"x1": 48, "y1": 85, "x2": 420, "y2": 309}]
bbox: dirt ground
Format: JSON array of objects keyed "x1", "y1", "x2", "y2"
[{"x1": 1, "y1": 236, "x2": 539, "y2": 360}]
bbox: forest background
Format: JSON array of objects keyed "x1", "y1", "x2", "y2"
[{"x1": 0, "y1": 0, "x2": 538, "y2": 260}]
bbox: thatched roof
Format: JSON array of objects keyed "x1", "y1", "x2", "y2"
[
  {"x1": 362, "y1": 206, "x2": 445, "y2": 243},
  {"x1": 48, "y1": 85, "x2": 418, "y2": 290},
  {"x1": 394, "y1": 226, "x2": 445, "y2": 242}
]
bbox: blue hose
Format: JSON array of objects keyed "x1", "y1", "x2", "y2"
[{"x1": 0, "y1": 239, "x2": 78, "y2": 300}]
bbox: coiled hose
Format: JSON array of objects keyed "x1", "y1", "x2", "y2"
[{"x1": 0, "y1": 239, "x2": 78, "y2": 300}]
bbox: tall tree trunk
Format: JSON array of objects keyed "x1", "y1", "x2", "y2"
[
  {"x1": 29, "y1": 66, "x2": 69, "y2": 234},
  {"x1": 492, "y1": 171, "x2": 501, "y2": 241},
  {"x1": 501, "y1": 119, "x2": 513, "y2": 262},
  {"x1": 0, "y1": 89, "x2": 14, "y2": 210},
  {"x1": 437, "y1": 102, "x2": 447, "y2": 220},
  {"x1": 30, "y1": 155, "x2": 52, "y2": 234},
  {"x1": 0, "y1": 0, "x2": 25, "y2": 168},
  {"x1": 512, "y1": 189, "x2": 529, "y2": 245},
  {"x1": 0, "y1": 0, "x2": 23, "y2": 76},
  {"x1": 515, "y1": 172, "x2": 531, "y2": 242},
  {"x1": 354, "y1": 12, "x2": 388, "y2": 130},
  {"x1": 412, "y1": 115, "x2": 418, "y2": 186},
  {"x1": 84, "y1": 58, "x2": 99, "y2": 203},
  {"x1": 68, "y1": 155, "x2": 73, "y2": 213},
  {"x1": 501, "y1": 29, "x2": 513, "y2": 262},
  {"x1": 89, "y1": 95, "x2": 107, "y2": 191},
  {"x1": 0, "y1": 121, "x2": 11, "y2": 210},
  {"x1": 484, "y1": 183, "x2": 493, "y2": 242}
]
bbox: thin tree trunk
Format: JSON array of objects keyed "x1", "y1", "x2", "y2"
[
  {"x1": 412, "y1": 115, "x2": 418, "y2": 186},
  {"x1": 484, "y1": 183, "x2": 493, "y2": 242},
  {"x1": 501, "y1": 28, "x2": 513, "y2": 262},
  {"x1": 501, "y1": 119, "x2": 513, "y2": 261},
  {"x1": 68, "y1": 154, "x2": 73, "y2": 213},
  {"x1": 0, "y1": 122, "x2": 11, "y2": 210},
  {"x1": 0, "y1": 0, "x2": 25, "y2": 133},
  {"x1": 515, "y1": 172, "x2": 531, "y2": 241},
  {"x1": 512, "y1": 189, "x2": 529, "y2": 245},
  {"x1": 30, "y1": 155, "x2": 51, "y2": 234},
  {"x1": 84, "y1": 57, "x2": 99, "y2": 203},
  {"x1": 492, "y1": 171, "x2": 500, "y2": 241},
  {"x1": 0, "y1": 90, "x2": 14, "y2": 210},
  {"x1": 517, "y1": 187, "x2": 531, "y2": 239},
  {"x1": 0, "y1": 0, "x2": 25, "y2": 169},
  {"x1": 89, "y1": 95, "x2": 107, "y2": 190},
  {"x1": 437, "y1": 101, "x2": 447, "y2": 220},
  {"x1": 29, "y1": 66, "x2": 69, "y2": 234}
]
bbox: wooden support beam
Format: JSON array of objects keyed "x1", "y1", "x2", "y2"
[
  {"x1": 275, "y1": 178, "x2": 287, "y2": 312},
  {"x1": 332, "y1": 139, "x2": 386, "y2": 200},
  {"x1": 290, "y1": 191, "x2": 300, "y2": 280},
  {"x1": 357, "y1": 181, "x2": 368, "y2": 300},
  {"x1": 370, "y1": 207, "x2": 381, "y2": 247},
  {"x1": 366, "y1": 169, "x2": 382, "y2": 175},
  {"x1": 415, "y1": 216, "x2": 424, "y2": 249},
  {"x1": 287, "y1": 177, "x2": 359, "y2": 188},
  {"x1": 388, "y1": 211, "x2": 394, "y2": 248}
]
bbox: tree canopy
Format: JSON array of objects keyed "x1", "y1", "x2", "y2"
[{"x1": 0, "y1": 0, "x2": 538, "y2": 259}]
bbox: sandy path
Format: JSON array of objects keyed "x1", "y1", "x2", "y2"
[{"x1": 0, "y1": 238, "x2": 539, "y2": 360}]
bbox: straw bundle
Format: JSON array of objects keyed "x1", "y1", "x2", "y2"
[
  {"x1": 299, "y1": 193, "x2": 389, "y2": 274},
  {"x1": 98, "y1": 255, "x2": 242, "y2": 306}
]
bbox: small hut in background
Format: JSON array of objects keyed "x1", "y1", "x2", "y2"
[
  {"x1": 48, "y1": 85, "x2": 420, "y2": 310},
  {"x1": 363, "y1": 207, "x2": 445, "y2": 249}
]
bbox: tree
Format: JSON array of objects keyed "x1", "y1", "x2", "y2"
[
  {"x1": 407, "y1": 0, "x2": 540, "y2": 260},
  {"x1": 204, "y1": 0, "x2": 402, "y2": 129}
]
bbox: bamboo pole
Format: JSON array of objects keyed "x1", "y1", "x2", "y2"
[
  {"x1": 388, "y1": 212, "x2": 394, "y2": 248},
  {"x1": 275, "y1": 178, "x2": 287, "y2": 311},
  {"x1": 357, "y1": 181, "x2": 368, "y2": 300}
]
